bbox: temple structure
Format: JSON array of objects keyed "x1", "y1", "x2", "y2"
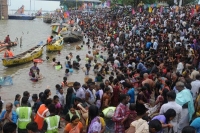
[{"x1": 0, "y1": 0, "x2": 8, "y2": 20}]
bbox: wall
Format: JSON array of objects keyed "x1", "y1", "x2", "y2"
[{"x1": 0, "y1": 0, "x2": 8, "y2": 20}]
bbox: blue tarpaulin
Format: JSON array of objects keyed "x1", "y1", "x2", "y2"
[{"x1": 0, "y1": 76, "x2": 13, "y2": 86}]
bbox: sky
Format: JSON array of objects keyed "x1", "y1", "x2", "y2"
[{"x1": 9, "y1": 0, "x2": 60, "y2": 11}]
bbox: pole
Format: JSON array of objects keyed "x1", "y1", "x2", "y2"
[
  {"x1": 34, "y1": 0, "x2": 35, "y2": 12},
  {"x1": 30, "y1": 0, "x2": 31, "y2": 14},
  {"x1": 76, "y1": 0, "x2": 77, "y2": 10},
  {"x1": 0, "y1": 0, "x2": 2, "y2": 20}
]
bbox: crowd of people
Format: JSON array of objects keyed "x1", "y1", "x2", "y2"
[{"x1": 2, "y1": 3, "x2": 200, "y2": 133}]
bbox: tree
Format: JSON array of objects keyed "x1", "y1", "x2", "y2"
[{"x1": 60, "y1": 0, "x2": 83, "y2": 9}]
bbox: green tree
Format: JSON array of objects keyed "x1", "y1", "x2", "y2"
[{"x1": 60, "y1": 0, "x2": 83, "y2": 9}]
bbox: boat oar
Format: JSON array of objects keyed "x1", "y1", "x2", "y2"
[{"x1": 0, "y1": 47, "x2": 7, "y2": 53}]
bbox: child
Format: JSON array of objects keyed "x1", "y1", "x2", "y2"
[
  {"x1": 95, "y1": 73, "x2": 104, "y2": 83},
  {"x1": 69, "y1": 65, "x2": 74, "y2": 74},
  {"x1": 65, "y1": 61, "x2": 71, "y2": 69},
  {"x1": 55, "y1": 62, "x2": 62, "y2": 70},
  {"x1": 124, "y1": 103, "x2": 137, "y2": 130},
  {"x1": 65, "y1": 69, "x2": 70, "y2": 76},
  {"x1": 52, "y1": 58, "x2": 57, "y2": 66},
  {"x1": 61, "y1": 77, "x2": 68, "y2": 87},
  {"x1": 95, "y1": 92, "x2": 101, "y2": 109},
  {"x1": 85, "y1": 61, "x2": 91, "y2": 75},
  {"x1": 53, "y1": 95, "x2": 62, "y2": 114},
  {"x1": 55, "y1": 84, "x2": 61, "y2": 94},
  {"x1": 29, "y1": 68, "x2": 34, "y2": 77},
  {"x1": 30, "y1": 73, "x2": 38, "y2": 82},
  {"x1": 53, "y1": 95, "x2": 62, "y2": 128}
]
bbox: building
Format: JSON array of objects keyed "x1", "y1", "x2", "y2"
[{"x1": 0, "y1": 0, "x2": 8, "y2": 20}]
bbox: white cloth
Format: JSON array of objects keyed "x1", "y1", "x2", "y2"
[
  {"x1": 153, "y1": 41, "x2": 158, "y2": 50},
  {"x1": 191, "y1": 80, "x2": 200, "y2": 100},
  {"x1": 176, "y1": 62, "x2": 184, "y2": 74},
  {"x1": 178, "y1": 109, "x2": 189, "y2": 132},
  {"x1": 160, "y1": 101, "x2": 182, "y2": 133},
  {"x1": 57, "y1": 93, "x2": 64, "y2": 106}
]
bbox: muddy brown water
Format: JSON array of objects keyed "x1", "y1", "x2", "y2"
[{"x1": 0, "y1": 19, "x2": 107, "y2": 105}]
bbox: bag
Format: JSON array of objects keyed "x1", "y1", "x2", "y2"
[{"x1": 103, "y1": 107, "x2": 116, "y2": 118}]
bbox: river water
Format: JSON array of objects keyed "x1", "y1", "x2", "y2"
[{"x1": 0, "y1": 19, "x2": 100, "y2": 104}]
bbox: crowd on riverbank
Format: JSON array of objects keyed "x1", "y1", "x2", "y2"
[{"x1": 2, "y1": 4, "x2": 200, "y2": 133}]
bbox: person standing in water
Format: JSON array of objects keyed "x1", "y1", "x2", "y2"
[
  {"x1": 4, "y1": 35, "x2": 10, "y2": 44},
  {"x1": 4, "y1": 47, "x2": 14, "y2": 58}
]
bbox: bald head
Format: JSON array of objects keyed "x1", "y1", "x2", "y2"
[
  {"x1": 143, "y1": 73, "x2": 149, "y2": 79},
  {"x1": 175, "y1": 81, "x2": 185, "y2": 92},
  {"x1": 6, "y1": 102, "x2": 13, "y2": 112}
]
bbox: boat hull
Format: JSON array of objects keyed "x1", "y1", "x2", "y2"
[
  {"x1": 46, "y1": 37, "x2": 64, "y2": 51},
  {"x1": 43, "y1": 19, "x2": 52, "y2": 23},
  {"x1": 8, "y1": 15, "x2": 35, "y2": 20},
  {"x1": 2, "y1": 46, "x2": 43, "y2": 67},
  {"x1": 62, "y1": 32, "x2": 83, "y2": 43}
]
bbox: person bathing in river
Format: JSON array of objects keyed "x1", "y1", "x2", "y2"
[
  {"x1": 51, "y1": 58, "x2": 57, "y2": 66},
  {"x1": 30, "y1": 73, "x2": 38, "y2": 82},
  {"x1": 55, "y1": 61, "x2": 62, "y2": 70},
  {"x1": 4, "y1": 35, "x2": 11, "y2": 44},
  {"x1": 36, "y1": 68, "x2": 43, "y2": 80},
  {"x1": 46, "y1": 36, "x2": 53, "y2": 44},
  {"x1": 29, "y1": 68, "x2": 34, "y2": 77},
  {"x1": 61, "y1": 77, "x2": 68, "y2": 87},
  {"x1": 31, "y1": 62, "x2": 39, "y2": 73},
  {"x1": 4, "y1": 47, "x2": 14, "y2": 58}
]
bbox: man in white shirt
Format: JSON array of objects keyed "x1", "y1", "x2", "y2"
[
  {"x1": 160, "y1": 91, "x2": 182, "y2": 133},
  {"x1": 57, "y1": 88, "x2": 64, "y2": 106},
  {"x1": 73, "y1": 82, "x2": 85, "y2": 100},
  {"x1": 190, "y1": 67, "x2": 199, "y2": 80},
  {"x1": 191, "y1": 74, "x2": 200, "y2": 101},
  {"x1": 176, "y1": 60, "x2": 184, "y2": 75},
  {"x1": 153, "y1": 39, "x2": 158, "y2": 50}
]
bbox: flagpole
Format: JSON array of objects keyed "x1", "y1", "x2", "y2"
[{"x1": 76, "y1": 0, "x2": 77, "y2": 10}]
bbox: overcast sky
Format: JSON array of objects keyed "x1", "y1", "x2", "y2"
[{"x1": 9, "y1": 0, "x2": 60, "y2": 11}]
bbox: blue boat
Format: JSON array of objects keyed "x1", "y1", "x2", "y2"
[
  {"x1": 8, "y1": 14, "x2": 35, "y2": 20},
  {"x1": 8, "y1": 5, "x2": 35, "y2": 20}
]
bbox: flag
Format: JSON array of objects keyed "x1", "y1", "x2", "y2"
[
  {"x1": 149, "y1": 7, "x2": 152, "y2": 13},
  {"x1": 160, "y1": 6, "x2": 163, "y2": 13},
  {"x1": 106, "y1": 1, "x2": 110, "y2": 8},
  {"x1": 179, "y1": 0, "x2": 182, "y2": 7},
  {"x1": 175, "y1": 6, "x2": 179, "y2": 12},
  {"x1": 132, "y1": 9, "x2": 135, "y2": 15},
  {"x1": 117, "y1": 0, "x2": 122, "y2": 5},
  {"x1": 191, "y1": 8, "x2": 195, "y2": 17}
]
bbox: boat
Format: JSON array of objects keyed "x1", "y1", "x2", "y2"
[
  {"x1": 2, "y1": 42, "x2": 44, "y2": 67},
  {"x1": 43, "y1": 13, "x2": 52, "y2": 24},
  {"x1": 46, "y1": 37, "x2": 64, "y2": 51},
  {"x1": 8, "y1": 5, "x2": 35, "y2": 20},
  {"x1": 59, "y1": 23, "x2": 83, "y2": 43},
  {"x1": 35, "y1": 8, "x2": 42, "y2": 18},
  {"x1": 51, "y1": 23, "x2": 68, "y2": 33},
  {"x1": 0, "y1": 42, "x2": 17, "y2": 48}
]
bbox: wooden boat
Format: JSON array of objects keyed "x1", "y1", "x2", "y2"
[
  {"x1": 59, "y1": 24, "x2": 83, "y2": 43},
  {"x1": 51, "y1": 23, "x2": 68, "y2": 33},
  {"x1": 43, "y1": 13, "x2": 52, "y2": 24},
  {"x1": 0, "y1": 42, "x2": 17, "y2": 48},
  {"x1": 2, "y1": 42, "x2": 44, "y2": 67},
  {"x1": 46, "y1": 37, "x2": 64, "y2": 51}
]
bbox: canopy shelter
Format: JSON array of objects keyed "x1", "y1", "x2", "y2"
[{"x1": 40, "y1": 0, "x2": 101, "y2": 3}]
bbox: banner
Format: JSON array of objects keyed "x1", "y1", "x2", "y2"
[
  {"x1": 106, "y1": 1, "x2": 110, "y2": 8},
  {"x1": 149, "y1": 7, "x2": 152, "y2": 13},
  {"x1": 132, "y1": 9, "x2": 135, "y2": 15}
]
